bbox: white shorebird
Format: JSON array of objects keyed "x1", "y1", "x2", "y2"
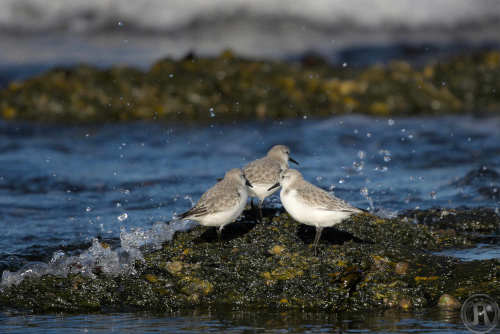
[
  {"x1": 178, "y1": 168, "x2": 253, "y2": 241},
  {"x1": 268, "y1": 169, "x2": 363, "y2": 253},
  {"x1": 243, "y1": 145, "x2": 298, "y2": 220}
]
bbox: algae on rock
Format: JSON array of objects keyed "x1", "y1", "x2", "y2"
[
  {"x1": 2, "y1": 51, "x2": 500, "y2": 122},
  {"x1": 0, "y1": 208, "x2": 499, "y2": 313}
]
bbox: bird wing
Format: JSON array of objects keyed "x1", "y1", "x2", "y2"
[
  {"x1": 180, "y1": 181, "x2": 242, "y2": 219},
  {"x1": 243, "y1": 157, "x2": 282, "y2": 185},
  {"x1": 296, "y1": 183, "x2": 361, "y2": 213},
  {"x1": 178, "y1": 205, "x2": 209, "y2": 219}
]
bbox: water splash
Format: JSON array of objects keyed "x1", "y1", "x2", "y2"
[
  {"x1": 117, "y1": 213, "x2": 128, "y2": 221},
  {"x1": 1, "y1": 220, "x2": 193, "y2": 288},
  {"x1": 360, "y1": 187, "x2": 375, "y2": 212},
  {"x1": 209, "y1": 107, "x2": 216, "y2": 118}
]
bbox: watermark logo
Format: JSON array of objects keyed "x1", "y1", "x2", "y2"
[{"x1": 461, "y1": 294, "x2": 499, "y2": 334}]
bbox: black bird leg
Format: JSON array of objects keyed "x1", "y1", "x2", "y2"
[
  {"x1": 258, "y1": 200, "x2": 263, "y2": 222},
  {"x1": 313, "y1": 227, "x2": 323, "y2": 255},
  {"x1": 217, "y1": 226, "x2": 223, "y2": 244}
]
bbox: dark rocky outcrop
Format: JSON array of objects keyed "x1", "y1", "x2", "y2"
[
  {"x1": 1, "y1": 50, "x2": 500, "y2": 122},
  {"x1": 1, "y1": 208, "x2": 498, "y2": 313}
]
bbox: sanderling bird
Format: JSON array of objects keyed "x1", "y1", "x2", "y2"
[
  {"x1": 268, "y1": 169, "x2": 363, "y2": 253},
  {"x1": 178, "y1": 168, "x2": 253, "y2": 242},
  {"x1": 243, "y1": 145, "x2": 299, "y2": 220}
]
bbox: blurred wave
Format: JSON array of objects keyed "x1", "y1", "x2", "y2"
[
  {"x1": 1, "y1": 0, "x2": 500, "y2": 72},
  {"x1": 1, "y1": 0, "x2": 500, "y2": 33}
]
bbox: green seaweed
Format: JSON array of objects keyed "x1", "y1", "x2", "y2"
[
  {"x1": 2, "y1": 51, "x2": 500, "y2": 123},
  {"x1": 1, "y1": 208, "x2": 498, "y2": 313}
]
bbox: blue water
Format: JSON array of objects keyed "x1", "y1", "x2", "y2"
[
  {"x1": 0, "y1": 308, "x2": 473, "y2": 333},
  {"x1": 1, "y1": 116, "x2": 500, "y2": 270},
  {"x1": 1, "y1": 115, "x2": 500, "y2": 332}
]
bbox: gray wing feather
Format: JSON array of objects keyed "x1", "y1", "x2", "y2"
[
  {"x1": 182, "y1": 180, "x2": 242, "y2": 218},
  {"x1": 296, "y1": 183, "x2": 361, "y2": 213},
  {"x1": 243, "y1": 157, "x2": 282, "y2": 185}
]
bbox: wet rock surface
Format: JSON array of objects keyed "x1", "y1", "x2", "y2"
[
  {"x1": 1, "y1": 50, "x2": 500, "y2": 122},
  {"x1": 0, "y1": 208, "x2": 498, "y2": 313}
]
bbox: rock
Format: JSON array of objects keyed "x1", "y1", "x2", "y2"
[
  {"x1": 395, "y1": 262, "x2": 409, "y2": 275},
  {"x1": 0, "y1": 208, "x2": 499, "y2": 313},
  {"x1": 1, "y1": 51, "x2": 500, "y2": 123},
  {"x1": 399, "y1": 298, "x2": 412, "y2": 310},
  {"x1": 165, "y1": 261, "x2": 184, "y2": 275},
  {"x1": 437, "y1": 294, "x2": 461, "y2": 309},
  {"x1": 268, "y1": 245, "x2": 285, "y2": 255}
]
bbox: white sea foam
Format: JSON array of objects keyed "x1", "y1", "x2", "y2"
[
  {"x1": 1, "y1": 0, "x2": 500, "y2": 67},
  {"x1": 0, "y1": 219, "x2": 193, "y2": 288},
  {"x1": 1, "y1": 0, "x2": 499, "y2": 32}
]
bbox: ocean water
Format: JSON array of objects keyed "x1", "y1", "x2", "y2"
[
  {"x1": 0, "y1": 116, "x2": 499, "y2": 332},
  {"x1": 1, "y1": 0, "x2": 500, "y2": 81},
  {"x1": 2, "y1": 0, "x2": 498, "y2": 32},
  {"x1": 0, "y1": 115, "x2": 499, "y2": 273},
  {"x1": 0, "y1": 308, "x2": 473, "y2": 333}
]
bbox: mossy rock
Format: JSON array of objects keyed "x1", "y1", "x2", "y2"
[
  {"x1": 2, "y1": 51, "x2": 500, "y2": 123},
  {"x1": 0, "y1": 208, "x2": 499, "y2": 313}
]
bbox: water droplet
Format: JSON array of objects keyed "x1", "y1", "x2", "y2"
[
  {"x1": 388, "y1": 119, "x2": 395, "y2": 126},
  {"x1": 86, "y1": 207, "x2": 92, "y2": 212},
  {"x1": 50, "y1": 250, "x2": 65, "y2": 263},
  {"x1": 117, "y1": 213, "x2": 128, "y2": 221},
  {"x1": 384, "y1": 156, "x2": 391, "y2": 162},
  {"x1": 116, "y1": 202, "x2": 122, "y2": 207},
  {"x1": 168, "y1": 73, "x2": 174, "y2": 78},
  {"x1": 209, "y1": 107, "x2": 216, "y2": 117},
  {"x1": 353, "y1": 161, "x2": 364, "y2": 171},
  {"x1": 338, "y1": 178, "x2": 345, "y2": 184},
  {"x1": 374, "y1": 166, "x2": 388, "y2": 172},
  {"x1": 441, "y1": 81, "x2": 446, "y2": 86},
  {"x1": 342, "y1": 62, "x2": 348, "y2": 68}
]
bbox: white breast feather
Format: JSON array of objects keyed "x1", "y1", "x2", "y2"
[{"x1": 281, "y1": 189, "x2": 352, "y2": 228}]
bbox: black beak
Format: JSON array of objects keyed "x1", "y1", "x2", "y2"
[
  {"x1": 245, "y1": 178, "x2": 253, "y2": 188},
  {"x1": 267, "y1": 182, "x2": 280, "y2": 191},
  {"x1": 289, "y1": 157, "x2": 299, "y2": 165},
  {"x1": 217, "y1": 177, "x2": 223, "y2": 182}
]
